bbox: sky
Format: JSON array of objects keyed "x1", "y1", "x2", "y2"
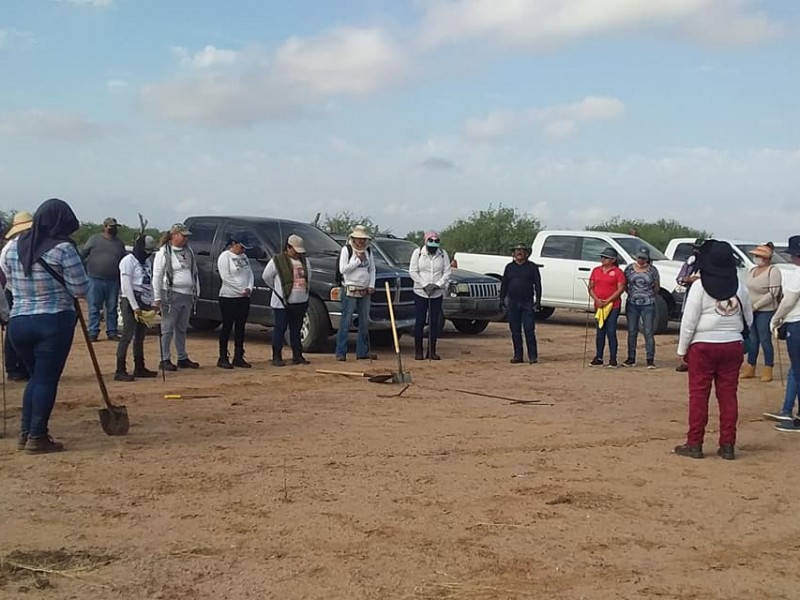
[{"x1": 1, "y1": 0, "x2": 798, "y2": 241}]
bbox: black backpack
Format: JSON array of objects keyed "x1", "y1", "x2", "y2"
[{"x1": 335, "y1": 245, "x2": 372, "y2": 286}]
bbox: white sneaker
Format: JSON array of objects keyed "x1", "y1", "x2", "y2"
[{"x1": 763, "y1": 411, "x2": 794, "y2": 422}]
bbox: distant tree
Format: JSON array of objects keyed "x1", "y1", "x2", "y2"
[
  {"x1": 72, "y1": 221, "x2": 162, "y2": 247},
  {"x1": 405, "y1": 230, "x2": 425, "y2": 246},
  {"x1": 318, "y1": 211, "x2": 391, "y2": 237},
  {"x1": 585, "y1": 217, "x2": 711, "y2": 252},
  {"x1": 439, "y1": 205, "x2": 541, "y2": 254}
]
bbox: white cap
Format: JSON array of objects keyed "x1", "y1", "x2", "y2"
[{"x1": 287, "y1": 234, "x2": 306, "y2": 254}]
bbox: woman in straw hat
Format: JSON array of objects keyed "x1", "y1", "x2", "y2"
[
  {"x1": 335, "y1": 224, "x2": 376, "y2": 361},
  {"x1": 741, "y1": 243, "x2": 782, "y2": 382},
  {"x1": 1, "y1": 211, "x2": 34, "y2": 381}
]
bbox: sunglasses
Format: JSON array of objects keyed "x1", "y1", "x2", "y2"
[{"x1": 428, "y1": 238, "x2": 440, "y2": 243}]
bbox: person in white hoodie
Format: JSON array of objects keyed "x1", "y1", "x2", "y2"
[
  {"x1": 262, "y1": 234, "x2": 311, "y2": 367},
  {"x1": 675, "y1": 240, "x2": 753, "y2": 461},
  {"x1": 152, "y1": 223, "x2": 200, "y2": 371},
  {"x1": 217, "y1": 232, "x2": 255, "y2": 369},
  {"x1": 334, "y1": 225, "x2": 376, "y2": 361},
  {"x1": 409, "y1": 230, "x2": 451, "y2": 360}
]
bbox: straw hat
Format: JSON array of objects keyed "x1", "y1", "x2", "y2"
[
  {"x1": 349, "y1": 224, "x2": 372, "y2": 239},
  {"x1": 748, "y1": 244, "x2": 773, "y2": 259},
  {"x1": 5, "y1": 211, "x2": 33, "y2": 239}
]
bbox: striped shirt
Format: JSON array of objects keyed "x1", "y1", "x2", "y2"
[{"x1": 2, "y1": 240, "x2": 89, "y2": 317}]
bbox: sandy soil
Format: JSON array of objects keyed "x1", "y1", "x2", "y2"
[{"x1": 1, "y1": 312, "x2": 798, "y2": 599}]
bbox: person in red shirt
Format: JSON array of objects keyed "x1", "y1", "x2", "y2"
[{"x1": 588, "y1": 247, "x2": 627, "y2": 367}]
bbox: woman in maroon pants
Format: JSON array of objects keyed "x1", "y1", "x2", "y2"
[{"x1": 675, "y1": 240, "x2": 753, "y2": 460}]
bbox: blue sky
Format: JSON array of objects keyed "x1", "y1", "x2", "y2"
[{"x1": 1, "y1": 0, "x2": 798, "y2": 241}]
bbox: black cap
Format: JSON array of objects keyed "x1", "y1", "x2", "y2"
[{"x1": 599, "y1": 247, "x2": 619, "y2": 259}]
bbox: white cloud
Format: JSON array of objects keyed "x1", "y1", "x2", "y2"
[
  {"x1": 106, "y1": 78, "x2": 130, "y2": 95},
  {"x1": 0, "y1": 109, "x2": 112, "y2": 141},
  {"x1": 418, "y1": 0, "x2": 781, "y2": 49},
  {"x1": 141, "y1": 28, "x2": 409, "y2": 127},
  {"x1": 465, "y1": 96, "x2": 625, "y2": 140},
  {"x1": 173, "y1": 45, "x2": 242, "y2": 70}
]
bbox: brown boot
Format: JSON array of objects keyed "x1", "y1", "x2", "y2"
[
  {"x1": 25, "y1": 435, "x2": 65, "y2": 454},
  {"x1": 740, "y1": 363, "x2": 756, "y2": 379},
  {"x1": 760, "y1": 366, "x2": 773, "y2": 382}
]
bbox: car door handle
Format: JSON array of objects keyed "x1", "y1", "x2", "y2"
[{"x1": 578, "y1": 267, "x2": 591, "y2": 272}]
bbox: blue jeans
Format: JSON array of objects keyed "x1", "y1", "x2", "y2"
[
  {"x1": 8, "y1": 311, "x2": 76, "y2": 438},
  {"x1": 595, "y1": 307, "x2": 620, "y2": 361},
  {"x1": 335, "y1": 292, "x2": 371, "y2": 358},
  {"x1": 747, "y1": 310, "x2": 775, "y2": 367},
  {"x1": 626, "y1": 302, "x2": 655, "y2": 362},
  {"x1": 87, "y1": 277, "x2": 120, "y2": 337},
  {"x1": 506, "y1": 298, "x2": 537, "y2": 360},
  {"x1": 784, "y1": 322, "x2": 800, "y2": 412},
  {"x1": 414, "y1": 295, "x2": 443, "y2": 344},
  {"x1": 782, "y1": 367, "x2": 800, "y2": 415}
]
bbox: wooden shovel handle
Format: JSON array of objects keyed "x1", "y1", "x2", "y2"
[{"x1": 74, "y1": 299, "x2": 114, "y2": 410}]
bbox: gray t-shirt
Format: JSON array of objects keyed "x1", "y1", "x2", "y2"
[
  {"x1": 80, "y1": 234, "x2": 126, "y2": 280},
  {"x1": 624, "y1": 264, "x2": 660, "y2": 306}
]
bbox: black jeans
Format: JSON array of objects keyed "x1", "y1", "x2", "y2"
[
  {"x1": 414, "y1": 295, "x2": 443, "y2": 346},
  {"x1": 507, "y1": 298, "x2": 537, "y2": 360},
  {"x1": 4, "y1": 289, "x2": 29, "y2": 378},
  {"x1": 116, "y1": 298, "x2": 148, "y2": 362},
  {"x1": 273, "y1": 302, "x2": 308, "y2": 357},
  {"x1": 219, "y1": 296, "x2": 251, "y2": 358}
]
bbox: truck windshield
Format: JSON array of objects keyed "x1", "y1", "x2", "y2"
[
  {"x1": 612, "y1": 237, "x2": 669, "y2": 261},
  {"x1": 736, "y1": 243, "x2": 788, "y2": 264},
  {"x1": 375, "y1": 239, "x2": 417, "y2": 268}
]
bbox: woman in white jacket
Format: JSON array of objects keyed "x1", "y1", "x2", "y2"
[
  {"x1": 217, "y1": 232, "x2": 254, "y2": 369},
  {"x1": 675, "y1": 240, "x2": 753, "y2": 461},
  {"x1": 409, "y1": 231, "x2": 451, "y2": 360}
]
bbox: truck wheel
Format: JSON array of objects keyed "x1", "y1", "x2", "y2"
[
  {"x1": 535, "y1": 306, "x2": 555, "y2": 320},
  {"x1": 451, "y1": 319, "x2": 489, "y2": 334},
  {"x1": 189, "y1": 318, "x2": 221, "y2": 331},
  {"x1": 299, "y1": 297, "x2": 331, "y2": 353},
  {"x1": 655, "y1": 295, "x2": 669, "y2": 334}
]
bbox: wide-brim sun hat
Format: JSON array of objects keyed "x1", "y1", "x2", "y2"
[
  {"x1": 349, "y1": 224, "x2": 371, "y2": 239},
  {"x1": 5, "y1": 211, "x2": 33, "y2": 239},
  {"x1": 748, "y1": 244, "x2": 773, "y2": 259}
]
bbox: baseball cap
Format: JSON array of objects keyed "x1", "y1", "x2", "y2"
[
  {"x1": 287, "y1": 234, "x2": 306, "y2": 254},
  {"x1": 103, "y1": 217, "x2": 119, "y2": 227},
  {"x1": 169, "y1": 223, "x2": 192, "y2": 236},
  {"x1": 230, "y1": 232, "x2": 253, "y2": 249}
]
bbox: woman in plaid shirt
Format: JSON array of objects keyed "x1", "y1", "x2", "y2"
[{"x1": 2, "y1": 199, "x2": 88, "y2": 454}]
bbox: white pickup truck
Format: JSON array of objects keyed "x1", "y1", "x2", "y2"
[
  {"x1": 664, "y1": 238, "x2": 795, "y2": 275},
  {"x1": 453, "y1": 230, "x2": 685, "y2": 333}
]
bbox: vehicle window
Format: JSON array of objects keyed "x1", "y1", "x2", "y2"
[
  {"x1": 186, "y1": 222, "x2": 217, "y2": 255},
  {"x1": 278, "y1": 222, "x2": 343, "y2": 257},
  {"x1": 737, "y1": 244, "x2": 787, "y2": 264},
  {"x1": 540, "y1": 235, "x2": 579, "y2": 259},
  {"x1": 220, "y1": 224, "x2": 262, "y2": 257},
  {"x1": 612, "y1": 237, "x2": 668, "y2": 261},
  {"x1": 580, "y1": 237, "x2": 611, "y2": 262},
  {"x1": 377, "y1": 239, "x2": 417, "y2": 268},
  {"x1": 671, "y1": 243, "x2": 694, "y2": 262}
]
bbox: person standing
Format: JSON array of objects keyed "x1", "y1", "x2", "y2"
[
  {"x1": 770, "y1": 235, "x2": 800, "y2": 433},
  {"x1": 262, "y1": 235, "x2": 311, "y2": 367},
  {"x1": 152, "y1": 223, "x2": 200, "y2": 371},
  {"x1": 2, "y1": 199, "x2": 88, "y2": 454},
  {"x1": 741, "y1": 244, "x2": 782, "y2": 382},
  {"x1": 675, "y1": 240, "x2": 753, "y2": 459},
  {"x1": 217, "y1": 232, "x2": 255, "y2": 369},
  {"x1": 588, "y1": 248, "x2": 626, "y2": 367},
  {"x1": 675, "y1": 239, "x2": 704, "y2": 372},
  {"x1": 80, "y1": 217, "x2": 126, "y2": 342},
  {"x1": 1, "y1": 211, "x2": 34, "y2": 381},
  {"x1": 115, "y1": 234, "x2": 158, "y2": 381},
  {"x1": 499, "y1": 243, "x2": 542, "y2": 364},
  {"x1": 623, "y1": 246, "x2": 660, "y2": 369},
  {"x1": 335, "y1": 225, "x2": 376, "y2": 362},
  {"x1": 409, "y1": 231, "x2": 451, "y2": 361}
]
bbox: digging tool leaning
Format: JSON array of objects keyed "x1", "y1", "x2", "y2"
[
  {"x1": 1, "y1": 325, "x2": 5, "y2": 438},
  {"x1": 384, "y1": 281, "x2": 412, "y2": 384}
]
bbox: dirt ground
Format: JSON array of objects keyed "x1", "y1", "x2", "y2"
[{"x1": 1, "y1": 312, "x2": 798, "y2": 599}]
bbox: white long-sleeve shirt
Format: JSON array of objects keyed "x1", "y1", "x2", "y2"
[
  {"x1": 152, "y1": 245, "x2": 199, "y2": 302},
  {"x1": 409, "y1": 247, "x2": 451, "y2": 298},
  {"x1": 119, "y1": 254, "x2": 153, "y2": 310},
  {"x1": 261, "y1": 256, "x2": 312, "y2": 309},
  {"x1": 677, "y1": 280, "x2": 753, "y2": 356},
  {"x1": 339, "y1": 243, "x2": 376, "y2": 289},
  {"x1": 217, "y1": 249, "x2": 254, "y2": 298}
]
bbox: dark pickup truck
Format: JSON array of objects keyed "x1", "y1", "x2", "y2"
[
  {"x1": 331, "y1": 234, "x2": 502, "y2": 334},
  {"x1": 183, "y1": 216, "x2": 416, "y2": 352}
]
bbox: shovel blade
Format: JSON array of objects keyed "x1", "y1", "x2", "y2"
[
  {"x1": 98, "y1": 405, "x2": 130, "y2": 436},
  {"x1": 392, "y1": 372, "x2": 413, "y2": 384}
]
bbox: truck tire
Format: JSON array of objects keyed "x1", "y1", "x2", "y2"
[
  {"x1": 451, "y1": 318, "x2": 489, "y2": 334},
  {"x1": 299, "y1": 296, "x2": 330, "y2": 353},
  {"x1": 189, "y1": 318, "x2": 221, "y2": 331},
  {"x1": 655, "y1": 295, "x2": 669, "y2": 334},
  {"x1": 535, "y1": 306, "x2": 555, "y2": 320}
]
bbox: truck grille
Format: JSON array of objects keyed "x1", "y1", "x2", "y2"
[
  {"x1": 468, "y1": 282, "x2": 500, "y2": 298},
  {"x1": 372, "y1": 276, "x2": 415, "y2": 305}
]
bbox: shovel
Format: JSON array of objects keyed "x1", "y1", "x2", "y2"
[
  {"x1": 75, "y1": 300, "x2": 130, "y2": 436},
  {"x1": 384, "y1": 281, "x2": 412, "y2": 384}
]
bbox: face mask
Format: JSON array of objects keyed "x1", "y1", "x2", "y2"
[
  {"x1": 108, "y1": 226, "x2": 119, "y2": 236},
  {"x1": 754, "y1": 257, "x2": 766, "y2": 266}
]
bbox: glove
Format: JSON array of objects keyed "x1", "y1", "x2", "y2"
[
  {"x1": 423, "y1": 284, "x2": 438, "y2": 296},
  {"x1": 135, "y1": 309, "x2": 160, "y2": 328}
]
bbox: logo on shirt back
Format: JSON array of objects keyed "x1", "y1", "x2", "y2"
[{"x1": 714, "y1": 298, "x2": 740, "y2": 317}]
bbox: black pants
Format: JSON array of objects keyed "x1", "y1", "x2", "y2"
[
  {"x1": 4, "y1": 290, "x2": 29, "y2": 378},
  {"x1": 273, "y1": 302, "x2": 308, "y2": 357},
  {"x1": 116, "y1": 298, "x2": 148, "y2": 362},
  {"x1": 219, "y1": 297, "x2": 251, "y2": 359},
  {"x1": 414, "y1": 295, "x2": 443, "y2": 345},
  {"x1": 507, "y1": 298, "x2": 537, "y2": 360}
]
